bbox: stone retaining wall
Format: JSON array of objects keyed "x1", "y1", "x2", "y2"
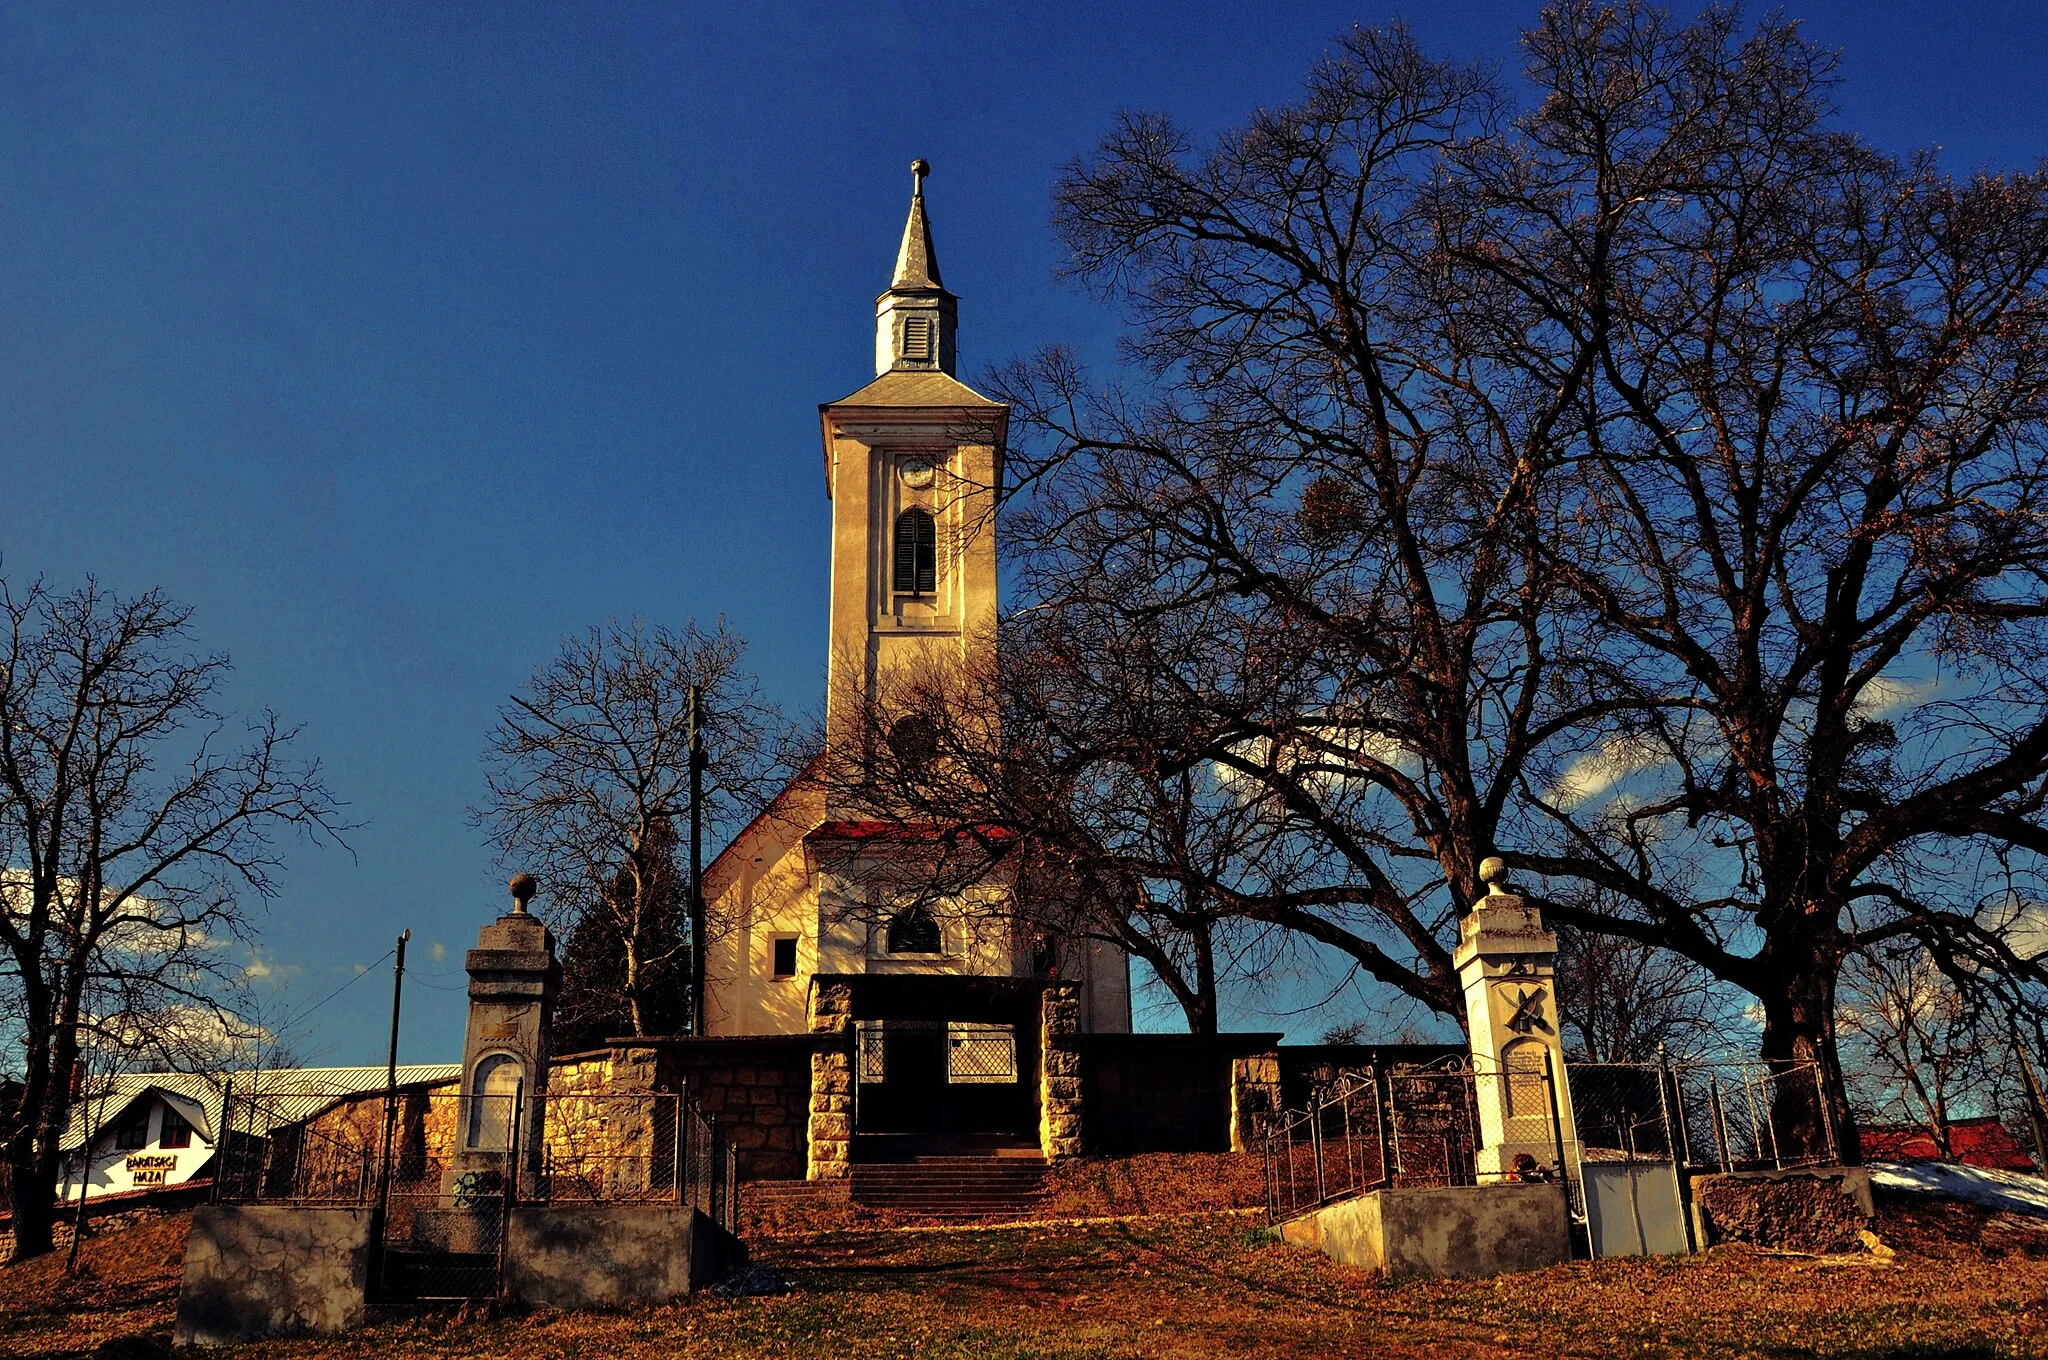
[{"x1": 1690, "y1": 1167, "x2": 1874, "y2": 1253}]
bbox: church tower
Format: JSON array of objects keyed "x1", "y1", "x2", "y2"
[
  {"x1": 819, "y1": 160, "x2": 1007, "y2": 777},
  {"x1": 699, "y1": 161, "x2": 1130, "y2": 1055}
]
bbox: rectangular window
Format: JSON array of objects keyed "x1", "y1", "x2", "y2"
[
  {"x1": 114, "y1": 1107, "x2": 150, "y2": 1150},
  {"x1": 771, "y1": 935, "x2": 798, "y2": 979},
  {"x1": 159, "y1": 1104, "x2": 193, "y2": 1149},
  {"x1": 856, "y1": 1022, "x2": 887, "y2": 1082},
  {"x1": 946, "y1": 1023, "x2": 1018, "y2": 1084}
]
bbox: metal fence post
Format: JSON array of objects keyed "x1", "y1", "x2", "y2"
[
  {"x1": 499, "y1": 1089, "x2": 522, "y2": 1302},
  {"x1": 1376, "y1": 1068, "x2": 1394, "y2": 1188},
  {"x1": 1709, "y1": 1076, "x2": 1733, "y2": 1172},
  {"x1": 1309, "y1": 1095, "x2": 1326, "y2": 1205},
  {"x1": 1656, "y1": 1050, "x2": 1698, "y2": 1253},
  {"x1": 1543, "y1": 1050, "x2": 1572, "y2": 1212}
]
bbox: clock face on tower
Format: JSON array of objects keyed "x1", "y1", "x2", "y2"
[{"x1": 899, "y1": 459, "x2": 936, "y2": 488}]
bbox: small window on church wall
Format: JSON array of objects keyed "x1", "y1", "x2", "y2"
[
  {"x1": 886, "y1": 905, "x2": 943, "y2": 955},
  {"x1": 771, "y1": 935, "x2": 798, "y2": 978},
  {"x1": 902, "y1": 314, "x2": 933, "y2": 361},
  {"x1": 893, "y1": 509, "x2": 937, "y2": 594}
]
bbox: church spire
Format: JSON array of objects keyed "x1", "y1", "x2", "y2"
[
  {"x1": 875, "y1": 158, "x2": 957, "y2": 377},
  {"x1": 892, "y1": 159, "x2": 942, "y2": 290}
]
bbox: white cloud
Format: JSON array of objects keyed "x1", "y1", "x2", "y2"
[
  {"x1": 1854, "y1": 675, "x2": 1938, "y2": 719},
  {"x1": 430, "y1": 941, "x2": 447, "y2": 962},
  {"x1": 1550, "y1": 734, "x2": 1668, "y2": 809}
]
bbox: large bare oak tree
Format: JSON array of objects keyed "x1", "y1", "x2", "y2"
[{"x1": 842, "y1": 3, "x2": 2048, "y2": 1158}]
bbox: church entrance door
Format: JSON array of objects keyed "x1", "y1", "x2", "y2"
[{"x1": 853, "y1": 1020, "x2": 1033, "y2": 1147}]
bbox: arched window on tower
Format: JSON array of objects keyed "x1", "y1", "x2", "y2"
[{"x1": 893, "y1": 508, "x2": 937, "y2": 594}]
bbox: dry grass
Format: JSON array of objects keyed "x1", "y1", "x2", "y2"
[{"x1": 8, "y1": 1201, "x2": 2048, "y2": 1358}]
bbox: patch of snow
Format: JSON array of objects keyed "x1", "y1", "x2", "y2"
[{"x1": 1869, "y1": 1162, "x2": 2048, "y2": 1219}]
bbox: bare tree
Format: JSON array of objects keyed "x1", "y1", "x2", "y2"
[
  {"x1": 1837, "y1": 947, "x2": 2014, "y2": 1157},
  {"x1": 873, "y1": 1, "x2": 2048, "y2": 1159},
  {"x1": 0, "y1": 578, "x2": 340, "y2": 1259},
  {"x1": 476, "y1": 618, "x2": 789, "y2": 1038},
  {"x1": 1554, "y1": 922, "x2": 1731, "y2": 1063}
]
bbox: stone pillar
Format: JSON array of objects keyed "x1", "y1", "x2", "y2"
[
  {"x1": 1039, "y1": 981, "x2": 1083, "y2": 1161},
  {"x1": 807, "y1": 979, "x2": 853, "y2": 1180},
  {"x1": 1454, "y1": 858, "x2": 1580, "y2": 1182},
  {"x1": 1229, "y1": 1050, "x2": 1283, "y2": 1154},
  {"x1": 457, "y1": 874, "x2": 561, "y2": 1190}
]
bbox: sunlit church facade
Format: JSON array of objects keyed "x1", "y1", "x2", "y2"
[{"x1": 698, "y1": 163, "x2": 1132, "y2": 1166}]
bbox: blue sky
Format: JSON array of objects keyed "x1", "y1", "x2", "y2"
[{"x1": 2, "y1": 1, "x2": 2045, "y2": 1066}]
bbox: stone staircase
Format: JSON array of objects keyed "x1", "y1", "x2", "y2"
[{"x1": 850, "y1": 1154, "x2": 1051, "y2": 1220}]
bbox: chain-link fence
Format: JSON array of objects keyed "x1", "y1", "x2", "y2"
[{"x1": 214, "y1": 1083, "x2": 739, "y2": 1300}]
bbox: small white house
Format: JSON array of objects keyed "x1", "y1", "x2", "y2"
[{"x1": 58, "y1": 1064, "x2": 458, "y2": 1204}]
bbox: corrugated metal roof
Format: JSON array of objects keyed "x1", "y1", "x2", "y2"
[{"x1": 62, "y1": 1063, "x2": 460, "y2": 1152}]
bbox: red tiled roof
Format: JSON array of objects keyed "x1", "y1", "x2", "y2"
[
  {"x1": 1861, "y1": 1116, "x2": 2039, "y2": 1172},
  {"x1": 808, "y1": 820, "x2": 1018, "y2": 843}
]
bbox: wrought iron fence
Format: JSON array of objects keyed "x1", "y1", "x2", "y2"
[
  {"x1": 1264, "y1": 1059, "x2": 1537, "y2": 1223},
  {"x1": 1264, "y1": 1053, "x2": 1836, "y2": 1229}
]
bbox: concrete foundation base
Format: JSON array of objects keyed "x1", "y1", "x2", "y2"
[
  {"x1": 1277, "y1": 1182, "x2": 1571, "y2": 1280},
  {"x1": 173, "y1": 1205, "x2": 374, "y2": 1348},
  {"x1": 504, "y1": 1205, "x2": 747, "y2": 1309}
]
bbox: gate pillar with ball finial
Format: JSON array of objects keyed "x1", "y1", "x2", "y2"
[
  {"x1": 1454, "y1": 857, "x2": 1581, "y2": 1183},
  {"x1": 454, "y1": 872, "x2": 561, "y2": 1186}
]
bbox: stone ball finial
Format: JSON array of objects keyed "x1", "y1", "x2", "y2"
[
  {"x1": 911, "y1": 157, "x2": 930, "y2": 190},
  {"x1": 509, "y1": 872, "x2": 537, "y2": 914},
  {"x1": 1479, "y1": 856, "x2": 1509, "y2": 895}
]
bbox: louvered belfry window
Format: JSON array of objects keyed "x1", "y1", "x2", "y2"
[
  {"x1": 893, "y1": 507, "x2": 936, "y2": 594},
  {"x1": 902, "y1": 314, "x2": 933, "y2": 361}
]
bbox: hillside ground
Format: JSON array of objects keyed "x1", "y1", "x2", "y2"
[{"x1": 5, "y1": 1193, "x2": 2047, "y2": 1359}]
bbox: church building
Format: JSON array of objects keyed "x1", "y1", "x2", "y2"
[{"x1": 699, "y1": 162, "x2": 1132, "y2": 1163}]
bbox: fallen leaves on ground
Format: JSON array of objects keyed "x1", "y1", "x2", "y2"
[{"x1": 5, "y1": 1204, "x2": 2046, "y2": 1358}]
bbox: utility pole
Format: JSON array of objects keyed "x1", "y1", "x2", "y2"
[
  {"x1": 372, "y1": 930, "x2": 409, "y2": 1299},
  {"x1": 688, "y1": 684, "x2": 706, "y2": 1036}
]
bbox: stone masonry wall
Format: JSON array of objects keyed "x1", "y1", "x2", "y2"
[
  {"x1": 808, "y1": 980, "x2": 854, "y2": 1180},
  {"x1": 659, "y1": 1042, "x2": 810, "y2": 1182},
  {"x1": 1229, "y1": 1052, "x2": 1283, "y2": 1154},
  {"x1": 1040, "y1": 982, "x2": 1083, "y2": 1160}
]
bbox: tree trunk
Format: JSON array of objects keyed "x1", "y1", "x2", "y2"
[
  {"x1": 7, "y1": 1130, "x2": 56, "y2": 1261},
  {"x1": 1757, "y1": 951, "x2": 1860, "y2": 1165},
  {"x1": 1188, "y1": 923, "x2": 1219, "y2": 1037}
]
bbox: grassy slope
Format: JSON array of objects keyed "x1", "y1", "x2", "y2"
[{"x1": 7, "y1": 1201, "x2": 2047, "y2": 1359}]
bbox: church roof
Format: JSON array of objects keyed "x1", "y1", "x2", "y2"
[{"x1": 823, "y1": 368, "x2": 1003, "y2": 410}]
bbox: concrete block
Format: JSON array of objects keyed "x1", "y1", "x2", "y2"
[
  {"x1": 173, "y1": 1205, "x2": 373, "y2": 1347},
  {"x1": 504, "y1": 1206, "x2": 746, "y2": 1309},
  {"x1": 1278, "y1": 1183, "x2": 1570, "y2": 1281}
]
